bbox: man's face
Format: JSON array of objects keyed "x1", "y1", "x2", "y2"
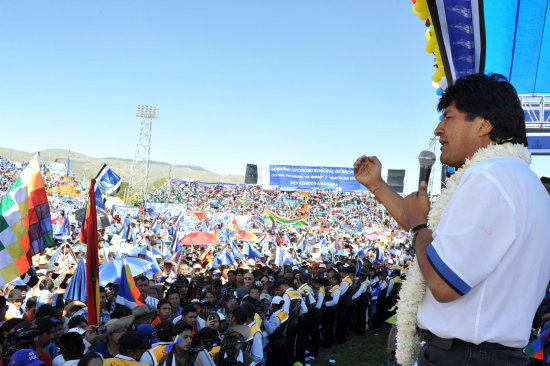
[
  {"x1": 37, "y1": 329, "x2": 52, "y2": 346},
  {"x1": 136, "y1": 280, "x2": 149, "y2": 298},
  {"x1": 176, "y1": 329, "x2": 193, "y2": 352},
  {"x1": 159, "y1": 303, "x2": 172, "y2": 320},
  {"x1": 164, "y1": 264, "x2": 173, "y2": 273},
  {"x1": 148, "y1": 288, "x2": 158, "y2": 299},
  {"x1": 100, "y1": 292, "x2": 107, "y2": 309},
  {"x1": 182, "y1": 311, "x2": 198, "y2": 326},
  {"x1": 168, "y1": 293, "x2": 180, "y2": 309},
  {"x1": 228, "y1": 272, "x2": 236, "y2": 282},
  {"x1": 243, "y1": 274, "x2": 254, "y2": 288},
  {"x1": 435, "y1": 103, "x2": 490, "y2": 168},
  {"x1": 236, "y1": 273, "x2": 243, "y2": 284},
  {"x1": 249, "y1": 288, "x2": 260, "y2": 299},
  {"x1": 311, "y1": 267, "x2": 318, "y2": 276},
  {"x1": 10, "y1": 298, "x2": 23, "y2": 310}
]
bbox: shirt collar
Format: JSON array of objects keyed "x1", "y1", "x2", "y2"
[{"x1": 114, "y1": 354, "x2": 136, "y2": 361}]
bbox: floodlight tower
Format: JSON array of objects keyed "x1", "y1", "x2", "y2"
[{"x1": 128, "y1": 105, "x2": 159, "y2": 203}]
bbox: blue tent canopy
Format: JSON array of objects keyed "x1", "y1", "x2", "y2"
[{"x1": 428, "y1": 0, "x2": 550, "y2": 94}]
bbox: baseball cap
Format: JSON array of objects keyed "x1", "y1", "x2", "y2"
[
  {"x1": 319, "y1": 264, "x2": 327, "y2": 269},
  {"x1": 311, "y1": 263, "x2": 320, "y2": 268},
  {"x1": 271, "y1": 296, "x2": 284, "y2": 306},
  {"x1": 9, "y1": 349, "x2": 44, "y2": 366},
  {"x1": 67, "y1": 327, "x2": 86, "y2": 336},
  {"x1": 259, "y1": 294, "x2": 272, "y2": 303},
  {"x1": 137, "y1": 324, "x2": 158, "y2": 344}
]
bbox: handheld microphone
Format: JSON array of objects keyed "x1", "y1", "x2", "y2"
[{"x1": 418, "y1": 150, "x2": 436, "y2": 184}]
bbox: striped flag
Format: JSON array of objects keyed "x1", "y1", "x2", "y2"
[
  {"x1": 116, "y1": 259, "x2": 145, "y2": 308},
  {"x1": 82, "y1": 179, "x2": 100, "y2": 325},
  {"x1": 0, "y1": 156, "x2": 53, "y2": 287}
]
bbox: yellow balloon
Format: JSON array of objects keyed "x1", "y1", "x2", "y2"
[
  {"x1": 433, "y1": 69, "x2": 443, "y2": 82},
  {"x1": 425, "y1": 29, "x2": 431, "y2": 40},
  {"x1": 412, "y1": 3, "x2": 419, "y2": 13},
  {"x1": 426, "y1": 38, "x2": 435, "y2": 53},
  {"x1": 415, "y1": 0, "x2": 428, "y2": 12}
]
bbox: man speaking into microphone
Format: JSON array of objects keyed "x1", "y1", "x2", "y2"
[{"x1": 354, "y1": 73, "x2": 550, "y2": 366}]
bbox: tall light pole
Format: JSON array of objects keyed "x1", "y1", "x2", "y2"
[{"x1": 128, "y1": 105, "x2": 159, "y2": 203}]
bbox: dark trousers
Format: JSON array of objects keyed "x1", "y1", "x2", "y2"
[
  {"x1": 336, "y1": 304, "x2": 352, "y2": 343},
  {"x1": 295, "y1": 314, "x2": 309, "y2": 363},
  {"x1": 308, "y1": 308, "x2": 322, "y2": 357},
  {"x1": 285, "y1": 322, "x2": 298, "y2": 365},
  {"x1": 418, "y1": 335, "x2": 528, "y2": 366},
  {"x1": 268, "y1": 343, "x2": 286, "y2": 366},
  {"x1": 321, "y1": 306, "x2": 336, "y2": 347},
  {"x1": 355, "y1": 300, "x2": 368, "y2": 335}
]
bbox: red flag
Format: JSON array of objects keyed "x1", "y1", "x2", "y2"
[{"x1": 82, "y1": 179, "x2": 100, "y2": 326}]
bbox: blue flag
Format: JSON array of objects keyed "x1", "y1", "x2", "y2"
[{"x1": 95, "y1": 164, "x2": 122, "y2": 195}]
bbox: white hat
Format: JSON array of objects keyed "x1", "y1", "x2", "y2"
[
  {"x1": 193, "y1": 264, "x2": 202, "y2": 270},
  {"x1": 212, "y1": 270, "x2": 221, "y2": 275},
  {"x1": 343, "y1": 263, "x2": 350, "y2": 268},
  {"x1": 291, "y1": 265, "x2": 299, "y2": 271},
  {"x1": 68, "y1": 327, "x2": 85, "y2": 335},
  {"x1": 247, "y1": 259, "x2": 256, "y2": 266},
  {"x1": 319, "y1": 264, "x2": 327, "y2": 269},
  {"x1": 271, "y1": 296, "x2": 284, "y2": 305}
]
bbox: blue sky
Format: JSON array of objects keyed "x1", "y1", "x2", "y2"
[{"x1": 0, "y1": 1, "x2": 548, "y2": 194}]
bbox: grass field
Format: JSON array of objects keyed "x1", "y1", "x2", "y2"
[{"x1": 308, "y1": 323, "x2": 392, "y2": 366}]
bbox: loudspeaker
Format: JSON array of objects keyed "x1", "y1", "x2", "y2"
[
  {"x1": 387, "y1": 169, "x2": 405, "y2": 193},
  {"x1": 245, "y1": 164, "x2": 258, "y2": 184}
]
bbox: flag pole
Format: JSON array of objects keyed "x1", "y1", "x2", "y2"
[{"x1": 83, "y1": 179, "x2": 100, "y2": 326}]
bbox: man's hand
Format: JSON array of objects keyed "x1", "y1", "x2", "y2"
[
  {"x1": 353, "y1": 156, "x2": 383, "y2": 190},
  {"x1": 403, "y1": 181, "x2": 431, "y2": 228}
]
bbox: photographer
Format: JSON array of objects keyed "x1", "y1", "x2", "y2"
[
  {"x1": 210, "y1": 325, "x2": 254, "y2": 366},
  {"x1": 260, "y1": 296, "x2": 287, "y2": 366},
  {"x1": 1, "y1": 321, "x2": 45, "y2": 366}
]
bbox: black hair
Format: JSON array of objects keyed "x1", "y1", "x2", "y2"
[
  {"x1": 25, "y1": 296, "x2": 37, "y2": 310},
  {"x1": 68, "y1": 315, "x2": 88, "y2": 329},
  {"x1": 39, "y1": 279, "x2": 55, "y2": 291},
  {"x1": 156, "y1": 321, "x2": 175, "y2": 342},
  {"x1": 241, "y1": 302, "x2": 255, "y2": 319},
  {"x1": 60, "y1": 332, "x2": 85, "y2": 360},
  {"x1": 157, "y1": 298, "x2": 172, "y2": 310},
  {"x1": 77, "y1": 352, "x2": 103, "y2": 366},
  {"x1": 165, "y1": 288, "x2": 180, "y2": 298},
  {"x1": 231, "y1": 306, "x2": 248, "y2": 325},
  {"x1": 35, "y1": 304, "x2": 55, "y2": 319},
  {"x1": 134, "y1": 275, "x2": 148, "y2": 284},
  {"x1": 438, "y1": 73, "x2": 527, "y2": 146},
  {"x1": 35, "y1": 318, "x2": 54, "y2": 334},
  {"x1": 181, "y1": 305, "x2": 198, "y2": 316},
  {"x1": 175, "y1": 321, "x2": 193, "y2": 335}
]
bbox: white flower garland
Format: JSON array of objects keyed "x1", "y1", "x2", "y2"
[{"x1": 395, "y1": 143, "x2": 531, "y2": 365}]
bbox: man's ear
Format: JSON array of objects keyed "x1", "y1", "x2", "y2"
[{"x1": 478, "y1": 118, "x2": 493, "y2": 137}]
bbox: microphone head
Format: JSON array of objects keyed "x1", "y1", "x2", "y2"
[{"x1": 418, "y1": 150, "x2": 436, "y2": 168}]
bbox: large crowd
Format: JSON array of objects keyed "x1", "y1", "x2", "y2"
[{"x1": 0, "y1": 154, "x2": 547, "y2": 366}]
